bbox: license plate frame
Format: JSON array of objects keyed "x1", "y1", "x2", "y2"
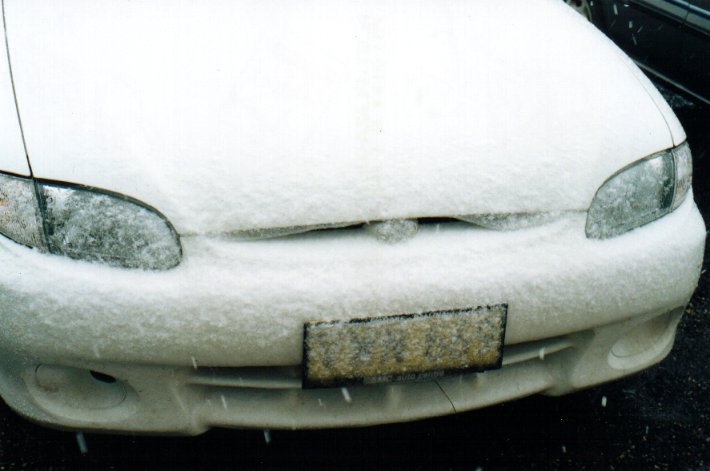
[{"x1": 302, "y1": 304, "x2": 507, "y2": 388}]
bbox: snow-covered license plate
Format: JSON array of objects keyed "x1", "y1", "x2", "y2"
[{"x1": 303, "y1": 305, "x2": 507, "y2": 388}]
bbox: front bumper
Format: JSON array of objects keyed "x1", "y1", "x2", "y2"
[{"x1": 0, "y1": 198, "x2": 704, "y2": 433}]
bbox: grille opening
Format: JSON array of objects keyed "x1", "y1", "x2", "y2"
[
  {"x1": 231, "y1": 213, "x2": 568, "y2": 242},
  {"x1": 417, "y1": 217, "x2": 462, "y2": 224},
  {"x1": 90, "y1": 370, "x2": 117, "y2": 384},
  {"x1": 187, "y1": 335, "x2": 576, "y2": 391}
]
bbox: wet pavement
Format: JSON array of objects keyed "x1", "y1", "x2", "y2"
[{"x1": 0, "y1": 92, "x2": 708, "y2": 470}]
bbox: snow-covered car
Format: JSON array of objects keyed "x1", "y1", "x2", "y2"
[{"x1": 0, "y1": 0, "x2": 705, "y2": 434}]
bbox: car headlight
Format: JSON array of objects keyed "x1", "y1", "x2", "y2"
[
  {"x1": 586, "y1": 142, "x2": 692, "y2": 239},
  {"x1": 0, "y1": 173, "x2": 182, "y2": 270}
]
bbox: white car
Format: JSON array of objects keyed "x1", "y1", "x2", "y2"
[{"x1": 0, "y1": 0, "x2": 705, "y2": 434}]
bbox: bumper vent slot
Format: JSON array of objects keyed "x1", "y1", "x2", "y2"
[
  {"x1": 188, "y1": 336, "x2": 574, "y2": 391},
  {"x1": 190, "y1": 366, "x2": 302, "y2": 390}
]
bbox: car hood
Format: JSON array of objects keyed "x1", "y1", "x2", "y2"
[{"x1": 4, "y1": 0, "x2": 679, "y2": 235}]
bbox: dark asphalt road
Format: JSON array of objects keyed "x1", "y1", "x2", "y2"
[{"x1": 0, "y1": 93, "x2": 708, "y2": 471}]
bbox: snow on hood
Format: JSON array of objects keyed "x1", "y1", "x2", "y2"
[{"x1": 4, "y1": 0, "x2": 677, "y2": 235}]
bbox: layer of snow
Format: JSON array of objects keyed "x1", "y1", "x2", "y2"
[
  {"x1": 0, "y1": 13, "x2": 28, "y2": 176},
  {"x1": 42, "y1": 185, "x2": 181, "y2": 269},
  {"x1": 4, "y1": 0, "x2": 676, "y2": 234},
  {"x1": 459, "y1": 212, "x2": 563, "y2": 231},
  {"x1": 0, "y1": 197, "x2": 703, "y2": 367},
  {"x1": 0, "y1": 173, "x2": 44, "y2": 248},
  {"x1": 365, "y1": 219, "x2": 419, "y2": 243}
]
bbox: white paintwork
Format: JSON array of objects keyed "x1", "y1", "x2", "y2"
[
  {"x1": 3, "y1": 0, "x2": 676, "y2": 234},
  {"x1": 0, "y1": 15, "x2": 28, "y2": 176}
]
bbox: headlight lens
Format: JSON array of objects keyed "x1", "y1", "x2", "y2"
[
  {"x1": 0, "y1": 173, "x2": 46, "y2": 249},
  {"x1": 586, "y1": 142, "x2": 692, "y2": 239},
  {"x1": 0, "y1": 174, "x2": 181, "y2": 270}
]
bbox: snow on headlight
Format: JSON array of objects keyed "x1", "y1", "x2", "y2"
[
  {"x1": 671, "y1": 142, "x2": 692, "y2": 211},
  {"x1": 586, "y1": 142, "x2": 692, "y2": 239},
  {"x1": 0, "y1": 172, "x2": 181, "y2": 270},
  {"x1": 0, "y1": 172, "x2": 46, "y2": 249},
  {"x1": 40, "y1": 184, "x2": 182, "y2": 270}
]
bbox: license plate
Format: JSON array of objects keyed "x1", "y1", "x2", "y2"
[{"x1": 303, "y1": 304, "x2": 507, "y2": 388}]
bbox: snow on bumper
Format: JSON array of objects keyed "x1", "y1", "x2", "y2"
[{"x1": 0, "y1": 198, "x2": 705, "y2": 432}]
